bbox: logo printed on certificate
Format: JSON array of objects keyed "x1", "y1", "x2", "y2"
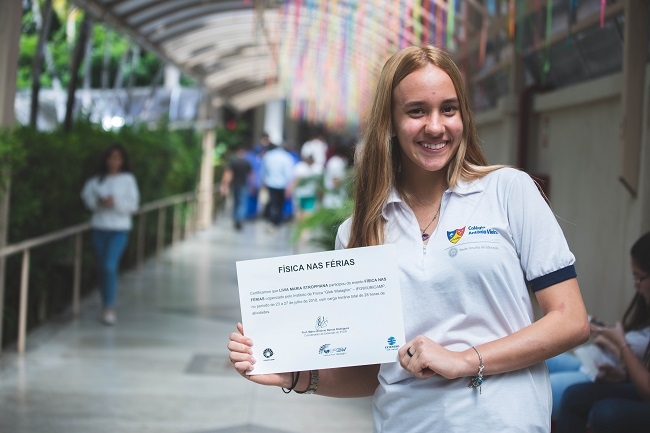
[{"x1": 236, "y1": 244, "x2": 405, "y2": 375}]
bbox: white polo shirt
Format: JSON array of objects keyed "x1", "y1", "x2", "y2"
[{"x1": 336, "y1": 167, "x2": 576, "y2": 433}]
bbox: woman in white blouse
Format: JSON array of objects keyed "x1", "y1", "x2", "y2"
[{"x1": 81, "y1": 144, "x2": 139, "y2": 325}]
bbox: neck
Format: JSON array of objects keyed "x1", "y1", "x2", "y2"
[{"x1": 398, "y1": 170, "x2": 447, "y2": 209}]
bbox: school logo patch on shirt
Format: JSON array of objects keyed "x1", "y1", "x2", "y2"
[{"x1": 447, "y1": 227, "x2": 465, "y2": 244}]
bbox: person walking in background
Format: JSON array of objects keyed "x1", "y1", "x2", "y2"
[
  {"x1": 220, "y1": 144, "x2": 252, "y2": 231},
  {"x1": 228, "y1": 45, "x2": 589, "y2": 432},
  {"x1": 300, "y1": 130, "x2": 328, "y2": 170},
  {"x1": 246, "y1": 132, "x2": 275, "y2": 219},
  {"x1": 81, "y1": 144, "x2": 139, "y2": 326},
  {"x1": 321, "y1": 142, "x2": 349, "y2": 209},
  {"x1": 288, "y1": 153, "x2": 323, "y2": 222},
  {"x1": 556, "y1": 232, "x2": 650, "y2": 433},
  {"x1": 252, "y1": 131, "x2": 275, "y2": 155},
  {"x1": 260, "y1": 142, "x2": 295, "y2": 230}
]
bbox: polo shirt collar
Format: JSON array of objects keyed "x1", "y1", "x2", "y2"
[
  {"x1": 381, "y1": 175, "x2": 485, "y2": 219},
  {"x1": 448, "y1": 176, "x2": 485, "y2": 195},
  {"x1": 386, "y1": 176, "x2": 485, "y2": 201}
]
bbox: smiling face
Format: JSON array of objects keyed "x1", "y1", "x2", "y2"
[{"x1": 391, "y1": 64, "x2": 464, "y2": 179}]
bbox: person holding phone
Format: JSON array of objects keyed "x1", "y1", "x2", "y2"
[
  {"x1": 555, "y1": 232, "x2": 650, "y2": 433},
  {"x1": 547, "y1": 232, "x2": 650, "y2": 421}
]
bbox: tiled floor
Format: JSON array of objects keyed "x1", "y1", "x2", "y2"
[{"x1": 0, "y1": 217, "x2": 373, "y2": 433}]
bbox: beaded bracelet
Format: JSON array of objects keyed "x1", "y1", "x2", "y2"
[
  {"x1": 467, "y1": 346, "x2": 484, "y2": 394},
  {"x1": 282, "y1": 371, "x2": 301, "y2": 394},
  {"x1": 295, "y1": 370, "x2": 319, "y2": 394}
]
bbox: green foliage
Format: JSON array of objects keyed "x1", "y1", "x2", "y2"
[
  {"x1": 292, "y1": 171, "x2": 355, "y2": 251},
  {"x1": 17, "y1": 5, "x2": 186, "y2": 91},
  {"x1": 214, "y1": 120, "x2": 250, "y2": 167},
  {"x1": 292, "y1": 200, "x2": 353, "y2": 251},
  {"x1": 216, "y1": 120, "x2": 250, "y2": 149},
  {"x1": 0, "y1": 128, "x2": 26, "y2": 185}
]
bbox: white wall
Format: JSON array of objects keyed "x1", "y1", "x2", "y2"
[{"x1": 476, "y1": 68, "x2": 650, "y2": 324}]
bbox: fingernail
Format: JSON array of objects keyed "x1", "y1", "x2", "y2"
[{"x1": 251, "y1": 357, "x2": 256, "y2": 364}]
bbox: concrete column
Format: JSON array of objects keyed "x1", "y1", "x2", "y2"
[
  {"x1": 641, "y1": 65, "x2": 650, "y2": 235},
  {"x1": 0, "y1": 0, "x2": 21, "y2": 125},
  {"x1": 498, "y1": 49, "x2": 525, "y2": 166},
  {"x1": 196, "y1": 98, "x2": 219, "y2": 230},
  {"x1": 618, "y1": 0, "x2": 649, "y2": 196},
  {"x1": 264, "y1": 99, "x2": 285, "y2": 145},
  {"x1": 197, "y1": 128, "x2": 216, "y2": 230},
  {"x1": 0, "y1": 0, "x2": 22, "y2": 351},
  {"x1": 164, "y1": 65, "x2": 181, "y2": 90}
]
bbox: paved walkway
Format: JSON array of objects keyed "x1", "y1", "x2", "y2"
[{"x1": 0, "y1": 216, "x2": 373, "y2": 433}]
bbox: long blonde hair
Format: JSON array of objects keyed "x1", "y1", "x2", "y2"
[{"x1": 348, "y1": 45, "x2": 498, "y2": 248}]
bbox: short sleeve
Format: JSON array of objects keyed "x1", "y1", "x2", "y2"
[{"x1": 505, "y1": 170, "x2": 576, "y2": 291}]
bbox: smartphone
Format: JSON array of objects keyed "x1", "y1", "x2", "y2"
[{"x1": 588, "y1": 315, "x2": 607, "y2": 327}]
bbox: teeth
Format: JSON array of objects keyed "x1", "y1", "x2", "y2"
[{"x1": 420, "y1": 142, "x2": 446, "y2": 150}]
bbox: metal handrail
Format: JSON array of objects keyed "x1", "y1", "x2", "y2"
[{"x1": 0, "y1": 190, "x2": 200, "y2": 354}]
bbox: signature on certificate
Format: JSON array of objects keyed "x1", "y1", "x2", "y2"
[{"x1": 316, "y1": 315, "x2": 328, "y2": 330}]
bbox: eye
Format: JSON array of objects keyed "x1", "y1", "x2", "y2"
[
  {"x1": 408, "y1": 108, "x2": 426, "y2": 116},
  {"x1": 441, "y1": 105, "x2": 458, "y2": 115}
]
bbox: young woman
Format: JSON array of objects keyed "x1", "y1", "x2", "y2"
[
  {"x1": 228, "y1": 45, "x2": 590, "y2": 432},
  {"x1": 81, "y1": 144, "x2": 139, "y2": 325},
  {"x1": 556, "y1": 232, "x2": 650, "y2": 433},
  {"x1": 547, "y1": 232, "x2": 650, "y2": 420}
]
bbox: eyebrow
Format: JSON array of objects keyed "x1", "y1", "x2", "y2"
[{"x1": 402, "y1": 98, "x2": 459, "y2": 108}]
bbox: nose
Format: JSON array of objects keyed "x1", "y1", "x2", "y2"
[{"x1": 424, "y1": 114, "x2": 444, "y2": 136}]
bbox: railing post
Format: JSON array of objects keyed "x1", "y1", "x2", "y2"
[
  {"x1": 17, "y1": 250, "x2": 30, "y2": 354},
  {"x1": 184, "y1": 199, "x2": 192, "y2": 238},
  {"x1": 137, "y1": 212, "x2": 146, "y2": 268},
  {"x1": 156, "y1": 207, "x2": 165, "y2": 259},
  {"x1": 191, "y1": 195, "x2": 199, "y2": 233},
  {"x1": 172, "y1": 204, "x2": 181, "y2": 245},
  {"x1": 72, "y1": 233, "x2": 82, "y2": 316}
]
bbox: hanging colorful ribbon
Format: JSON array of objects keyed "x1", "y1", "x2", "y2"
[
  {"x1": 516, "y1": 0, "x2": 525, "y2": 52},
  {"x1": 479, "y1": 10, "x2": 488, "y2": 67},
  {"x1": 532, "y1": 0, "x2": 541, "y2": 48},
  {"x1": 508, "y1": 0, "x2": 515, "y2": 39},
  {"x1": 488, "y1": 0, "x2": 495, "y2": 16},
  {"x1": 422, "y1": 0, "x2": 430, "y2": 44},
  {"x1": 412, "y1": 0, "x2": 422, "y2": 45},
  {"x1": 542, "y1": 0, "x2": 553, "y2": 85},
  {"x1": 446, "y1": 0, "x2": 456, "y2": 49},
  {"x1": 436, "y1": 0, "x2": 443, "y2": 47}
]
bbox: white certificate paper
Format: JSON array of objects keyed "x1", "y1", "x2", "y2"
[{"x1": 236, "y1": 244, "x2": 405, "y2": 375}]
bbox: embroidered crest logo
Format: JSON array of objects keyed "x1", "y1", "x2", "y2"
[{"x1": 447, "y1": 227, "x2": 466, "y2": 244}]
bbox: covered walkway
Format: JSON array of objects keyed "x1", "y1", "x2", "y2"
[{"x1": 0, "y1": 217, "x2": 372, "y2": 433}]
